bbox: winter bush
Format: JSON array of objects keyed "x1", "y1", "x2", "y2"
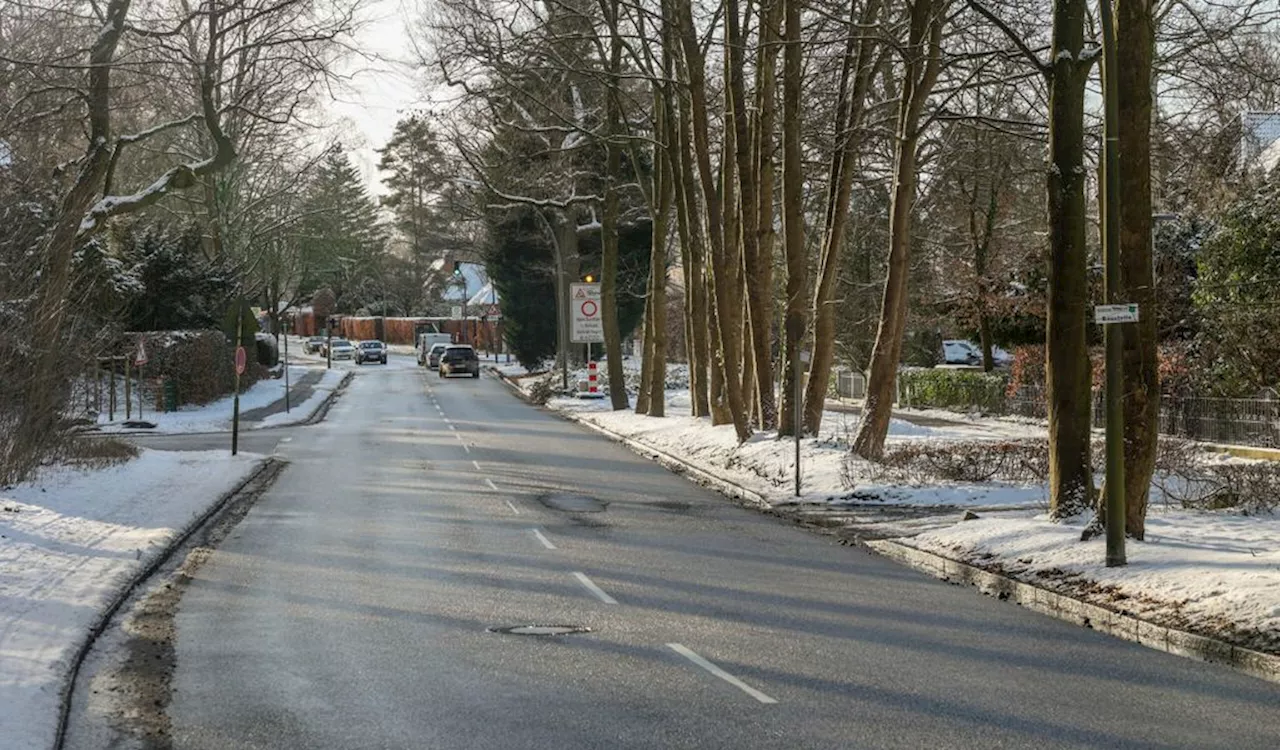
[
  {"x1": 120, "y1": 330, "x2": 262, "y2": 407},
  {"x1": 898, "y1": 368, "x2": 1008, "y2": 413}
]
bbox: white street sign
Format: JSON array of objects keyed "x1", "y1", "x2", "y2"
[
  {"x1": 1094, "y1": 303, "x2": 1140, "y2": 324},
  {"x1": 134, "y1": 338, "x2": 148, "y2": 367},
  {"x1": 451, "y1": 305, "x2": 463, "y2": 320},
  {"x1": 570, "y1": 282, "x2": 604, "y2": 343}
]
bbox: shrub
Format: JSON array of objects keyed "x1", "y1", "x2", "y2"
[
  {"x1": 898, "y1": 368, "x2": 1008, "y2": 413},
  {"x1": 119, "y1": 330, "x2": 262, "y2": 407}
]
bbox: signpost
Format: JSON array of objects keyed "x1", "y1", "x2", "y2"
[
  {"x1": 232, "y1": 299, "x2": 245, "y2": 456},
  {"x1": 1094, "y1": 304, "x2": 1139, "y2": 325},
  {"x1": 134, "y1": 338, "x2": 148, "y2": 420},
  {"x1": 570, "y1": 282, "x2": 603, "y2": 344},
  {"x1": 571, "y1": 282, "x2": 603, "y2": 376}
]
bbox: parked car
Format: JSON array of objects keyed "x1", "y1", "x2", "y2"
[
  {"x1": 941, "y1": 340, "x2": 1013, "y2": 368},
  {"x1": 305, "y1": 336, "x2": 326, "y2": 354},
  {"x1": 356, "y1": 340, "x2": 387, "y2": 365},
  {"x1": 425, "y1": 343, "x2": 449, "y2": 369},
  {"x1": 325, "y1": 338, "x2": 355, "y2": 360},
  {"x1": 439, "y1": 345, "x2": 480, "y2": 378}
]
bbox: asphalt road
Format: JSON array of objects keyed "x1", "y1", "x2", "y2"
[{"x1": 168, "y1": 363, "x2": 1280, "y2": 749}]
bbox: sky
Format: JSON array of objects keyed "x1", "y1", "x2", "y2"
[{"x1": 325, "y1": 0, "x2": 424, "y2": 194}]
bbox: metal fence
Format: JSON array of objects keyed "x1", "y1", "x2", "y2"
[
  {"x1": 833, "y1": 369, "x2": 867, "y2": 400},
  {"x1": 1000, "y1": 385, "x2": 1280, "y2": 449}
]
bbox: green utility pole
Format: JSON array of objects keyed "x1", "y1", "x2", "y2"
[{"x1": 1100, "y1": 0, "x2": 1125, "y2": 567}]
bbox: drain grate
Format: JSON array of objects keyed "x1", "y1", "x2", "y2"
[{"x1": 488, "y1": 625, "x2": 593, "y2": 636}]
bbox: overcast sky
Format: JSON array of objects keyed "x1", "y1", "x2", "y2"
[{"x1": 325, "y1": 0, "x2": 424, "y2": 195}]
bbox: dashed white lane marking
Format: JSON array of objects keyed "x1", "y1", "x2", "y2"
[
  {"x1": 572, "y1": 572, "x2": 618, "y2": 604},
  {"x1": 473, "y1": 460, "x2": 482, "y2": 470},
  {"x1": 505, "y1": 499, "x2": 520, "y2": 514},
  {"x1": 666, "y1": 644, "x2": 777, "y2": 704},
  {"x1": 461, "y1": 442, "x2": 471, "y2": 454},
  {"x1": 448, "y1": 424, "x2": 457, "y2": 431},
  {"x1": 279, "y1": 437, "x2": 292, "y2": 443},
  {"x1": 531, "y1": 528, "x2": 557, "y2": 550},
  {"x1": 485, "y1": 478, "x2": 498, "y2": 491}
]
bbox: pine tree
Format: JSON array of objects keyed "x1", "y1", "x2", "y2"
[
  {"x1": 298, "y1": 146, "x2": 388, "y2": 312},
  {"x1": 377, "y1": 117, "x2": 455, "y2": 278}
]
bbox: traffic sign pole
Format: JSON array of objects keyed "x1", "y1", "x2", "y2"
[{"x1": 232, "y1": 300, "x2": 243, "y2": 456}]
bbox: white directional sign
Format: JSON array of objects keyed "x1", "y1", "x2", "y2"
[
  {"x1": 570, "y1": 282, "x2": 603, "y2": 343},
  {"x1": 1094, "y1": 303, "x2": 1140, "y2": 324}
]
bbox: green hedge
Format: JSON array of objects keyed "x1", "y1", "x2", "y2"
[{"x1": 898, "y1": 368, "x2": 1008, "y2": 413}]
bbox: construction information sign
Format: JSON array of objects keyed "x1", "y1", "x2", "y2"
[{"x1": 570, "y1": 282, "x2": 604, "y2": 343}]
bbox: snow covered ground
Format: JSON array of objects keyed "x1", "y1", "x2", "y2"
[
  {"x1": 903, "y1": 511, "x2": 1280, "y2": 654},
  {"x1": 499, "y1": 362, "x2": 1280, "y2": 657},
  {"x1": 0, "y1": 449, "x2": 265, "y2": 750},
  {"x1": 95, "y1": 366, "x2": 344, "y2": 434}
]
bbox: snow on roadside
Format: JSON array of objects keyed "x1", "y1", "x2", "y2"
[
  {"x1": 902, "y1": 511, "x2": 1280, "y2": 654},
  {"x1": 0, "y1": 449, "x2": 265, "y2": 750},
  {"x1": 94, "y1": 365, "x2": 336, "y2": 434},
  {"x1": 546, "y1": 389, "x2": 1045, "y2": 508}
]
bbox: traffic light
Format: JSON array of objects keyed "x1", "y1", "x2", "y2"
[
  {"x1": 583, "y1": 273, "x2": 596, "y2": 283},
  {"x1": 452, "y1": 261, "x2": 462, "y2": 278}
]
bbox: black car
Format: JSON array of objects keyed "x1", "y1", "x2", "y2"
[
  {"x1": 355, "y1": 340, "x2": 388, "y2": 365},
  {"x1": 439, "y1": 345, "x2": 480, "y2": 378},
  {"x1": 305, "y1": 336, "x2": 326, "y2": 354}
]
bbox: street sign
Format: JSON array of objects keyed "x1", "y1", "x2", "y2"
[
  {"x1": 451, "y1": 305, "x2": 463, "y2": 320},
  {"x1": 570, "y1": 282, "x2": 603, "y2": 343},
  {"x1": 484, "y1": 303, "x2": 501, "y2": 319},
  {"x1": 1094, "y1": 303, "x2": 1140, "y2": 324},
  {"x1": 235, "y1": 346, "x2": 247, "y2": 375},
  {"x1": 134, "y1": 338, "x2": 148, "y2": 367}
]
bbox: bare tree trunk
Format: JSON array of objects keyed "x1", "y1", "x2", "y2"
[
  {"x1": 803, "y1": 0, "x2": 883, "y2": 435},
  {"x1": 1046, "y1": 0, "x2": 1096, "y2": 517},
  {"x1": 755, "y1": 0, "x2": 785, "y2": 430},
  {"x1": 778, "y1": 0, "x2": 807, "y2": 438},
  {"x1": 671, "y1": 77, "x2": 710, "y2": 417},
  {"x1": 1118, "y1": 0, "x2": 1157, "y2": 538},
  {"x1": 731, "y1": 0, "x2": 779, "y2": 429},
  {"x1": 676, "y1": 0, "x2": 751, "y2": 441},
  {"x1": 852, "y1": 0, "x2": 947, "y2": 458},
  {"x1": 642, "y1": 71, "x2": 675, "y2": 417},
  {"x1": 601, "y1": 0, "x2": 627, "y2": 410}
]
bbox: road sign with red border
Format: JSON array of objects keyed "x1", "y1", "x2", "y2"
[
  {"x1": 235, "y1": 346, "x2": 247, "y2": 375},
  {"x1": 570, "y1": 282, "x2": 603, "y2": 343}
]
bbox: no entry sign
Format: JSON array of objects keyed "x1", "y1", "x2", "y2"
[
  {"x1": 235, "y1": 345, "x2": 247, "y2": 375},
  {"x1": 570, "y1": 282, "x2": 603, "y2": 344}
]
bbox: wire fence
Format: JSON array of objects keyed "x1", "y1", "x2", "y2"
[{"x1": 1001, "y1": 385, "x2": 1279, "y2": 448}]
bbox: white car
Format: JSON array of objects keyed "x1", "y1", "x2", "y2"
[{"x1": 327, "y1": 338, "x2": 355, "y2": 360}]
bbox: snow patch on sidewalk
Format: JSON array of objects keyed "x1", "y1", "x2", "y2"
[
  {"x1": 0, "y1": 449, "x2": 264, "y2": 750},
  {"x1": 904, "y1": 511, "x2": 1280, "y2": 653},
  {"x1": 254, "y1": 369, "x2": 347, "y2": 429}
]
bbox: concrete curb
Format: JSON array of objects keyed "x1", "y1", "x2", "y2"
[
  {"x1": 866, "y1": 538, "x2": 1280, "y2": 686},
  {"x1": 52, "y1": 458, "x2": 285, "y2": 750}
]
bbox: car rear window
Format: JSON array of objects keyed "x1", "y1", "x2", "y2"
[{"x1": 361, "y1": 342, "x2": 381, "y2": 348}]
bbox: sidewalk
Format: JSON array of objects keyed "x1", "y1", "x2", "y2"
[{"x1": 240, "y1": 369, "x2": 324, "y2": 423}]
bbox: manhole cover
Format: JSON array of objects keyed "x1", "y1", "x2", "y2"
[
  {"x1": 488, "y1": 625, "x2": 592, "y2": 636},
  {"x1": 537, "y1": 493, "x2": 607, "y2": 513}
]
